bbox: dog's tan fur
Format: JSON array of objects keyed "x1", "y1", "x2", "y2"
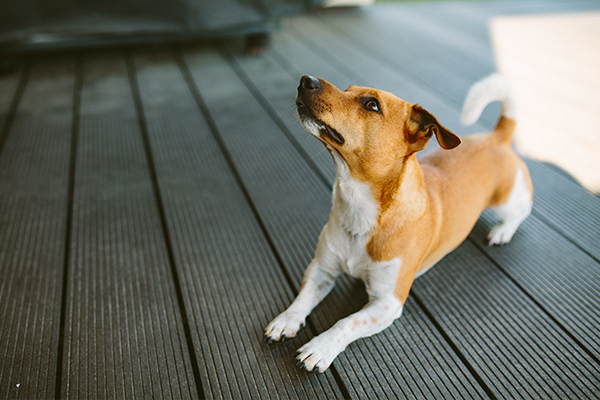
[{"x1": 307, "y1": 79, "x2": 532, "y2": 304}]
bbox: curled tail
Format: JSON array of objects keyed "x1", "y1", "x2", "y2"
[{"x1": 460, "y1": 73, "x2": 517, "y2": 144}]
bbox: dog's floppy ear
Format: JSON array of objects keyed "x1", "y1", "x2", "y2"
[{"x1": 406, "y1": 105, "x2": 461, "y2": 152}]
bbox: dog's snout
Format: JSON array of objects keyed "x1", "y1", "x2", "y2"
[{"x1": 300, "y1": 75, "x2": 321, "y2": 92}]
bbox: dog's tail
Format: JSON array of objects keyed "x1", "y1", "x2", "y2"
[{"x1": 460, "y1": 73, "x2": 517, "y2": 144}]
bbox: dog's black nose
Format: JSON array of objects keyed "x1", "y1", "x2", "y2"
[{"x1": 300, "y1": 75, "x2": 321, "y2": 91}]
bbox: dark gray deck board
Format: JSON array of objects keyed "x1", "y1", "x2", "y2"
[
  {"x1": 182, "y1": 46, "x2": 330, "y2": 285},
  {"x1": 526, "y1": 160, "x2": 600, "y2": 261},
  {"x1": 225, "y1": 46, "x2": 336, "y2": 185},
  {"x1": 414, "y1": 242, "x2": 600, "y2": 399},
  {"x1": 471, "y1": 211, "x2": 600, "y2": 360},
  {"x1": 132, "y1": 47, "x2": 343, "y2": 400},
  {"x1": 60, "y1": 51, "x2": 197, "y2": 399},
  {"x1": 0, "y1": 56, "x2": 75, "y2": 399}
]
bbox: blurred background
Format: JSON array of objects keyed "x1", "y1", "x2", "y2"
[{"x1": 1, "y1": 0, "x2": 597, "y2": 193}]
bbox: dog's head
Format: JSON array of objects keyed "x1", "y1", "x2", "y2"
[{"x1": 296, "y1": 75, "x2": 460, "y2": 179}]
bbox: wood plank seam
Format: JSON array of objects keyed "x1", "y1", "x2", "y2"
[
  {"x1": 411, "y1": 295, "x2": 496, "y2": 400},
  {"x1": 125, "y1": 51, "x2": 205, "y2": 400},
  {"x1": 529, "y1": 210, "x2": 600, "y2": 265},
  {"x1": 468, "y1": 236, "x2": 600, "y2": 367},
  {"x1": 54, "y1": 53, "x2": 83, "y2": 400}
]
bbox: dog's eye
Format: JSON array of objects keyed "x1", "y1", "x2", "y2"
[{"x1": 364, "y1": 99, "x2": 380, "y2": 113}]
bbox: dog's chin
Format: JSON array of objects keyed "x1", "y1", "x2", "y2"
[{"x1": 297, "y1": 108, "x2": 345, "y2": 145}]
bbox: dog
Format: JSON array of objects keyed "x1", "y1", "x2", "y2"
[{"x1": 264, "y1": 74, "x2": 533, "y2": 373}]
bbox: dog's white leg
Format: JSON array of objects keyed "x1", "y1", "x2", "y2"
[
  {"x1": 488, "y1": 167, "x2": 533, "y2": 246},
  {"x1": 295, "y1": 259, "x2": 403, "y2": 373},
  {"x1": 296, "y1": 296, "x2": 402, "y2": 372},
  {"x1": 264, "y1": 257, "x2": 340, "y2": 343}
]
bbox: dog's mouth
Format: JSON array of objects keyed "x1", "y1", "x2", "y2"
[
  {"x1": 296, "y1": 102, "x2": 345, "y2": 145},
  {"x1": 316, "y1": 122, "x2": 345, "y2": 145}
]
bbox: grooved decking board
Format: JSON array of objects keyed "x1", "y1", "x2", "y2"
[
  {"x1": 471, "y1": 211, "x2": 600, "y2": 360},
  {"x1": 526, "y1": 160, "x2": 600, "y2": 261},
  {"x1": 182, "y1": 45, "x2": 488, "y2": 399},
  {"x1": 182, "y1": 46, "x2": 331, "y2": 286},
  {"x1": 224, "y1": 47, "x2": 335, "y2": 187},
  {"x1": 302, "y1": 9, "x2": 489, "y2": 112},
  {"x1": 0, "y1": 56, "x2": 75, "y2": 399},
  {"x1": 60, "y1": 52, "x2": 197, "y2": 399},
  {"x1": 132, "y1": 48, "x2": 343, "y2": 400},
  {"x1": 413, "y1": 241, "x2": 600, "y2": 399}
]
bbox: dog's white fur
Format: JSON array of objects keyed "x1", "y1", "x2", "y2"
[
  {"x1": 488, "y1": 167, "x2": 532, "y2": 245},
  {"x1": 461, "y1": 73, "x2": 518, "y2": 125}
]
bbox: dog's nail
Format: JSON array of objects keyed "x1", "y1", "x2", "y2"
[{"x1": 264, "y1": 335, "x2": 275, "y2": 344}]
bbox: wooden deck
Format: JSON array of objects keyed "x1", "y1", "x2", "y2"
[{"x1": 1, "y1": 0, "x2": 600, "y2": 398}]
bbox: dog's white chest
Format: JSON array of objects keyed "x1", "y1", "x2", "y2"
[
  {"x1": 325, "y1": 161, "x2": 385, "y2": 280},
  {"x1": 339, "y1": 234, "x2": 371, "y2": 280}
]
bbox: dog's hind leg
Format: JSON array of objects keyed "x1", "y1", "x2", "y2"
[{"x1": 488, "y1": 166, "x2": 533, "y2": 246}]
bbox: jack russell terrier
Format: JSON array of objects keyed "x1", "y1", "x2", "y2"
[{"x1": 264, "y1": 74, "x2": 533, "y2": 373}]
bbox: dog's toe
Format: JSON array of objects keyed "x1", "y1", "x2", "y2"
[
  {"x1": 264, "y1": 311, "x2": 305, "y2": 344},
  {"x1": 295, "y1": 335, "x2": 342, "y2": 373},
  {"x1": 487, "y1": 222, "x2": 520, "y2": 246}
]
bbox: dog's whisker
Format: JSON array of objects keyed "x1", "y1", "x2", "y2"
[
  {"x1": 352, "y1": 157, "x2": 359, "y2": 170},
  {"x1": 310, "y1": 147, "x2": 328, "y2": 160}
]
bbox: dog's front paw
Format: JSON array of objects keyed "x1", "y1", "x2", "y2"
[
  {"x1": 264, "y1": 311, "x2": 305, "y2": 343},
  {"x1": 487, "y1": 222, "x2": 519, "y2": 246},
  {"x1": 296, "y1": 334, "x2": 343, "y2": 373}
]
